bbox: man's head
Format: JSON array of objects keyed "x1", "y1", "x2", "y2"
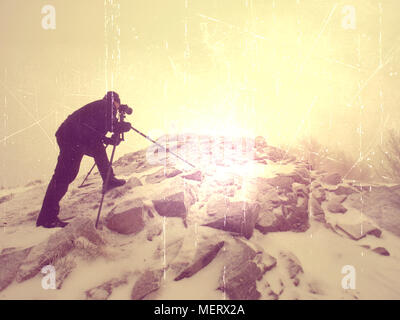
[{"x1": 104, "y1": 91, "x2": 121, "y2": 109}]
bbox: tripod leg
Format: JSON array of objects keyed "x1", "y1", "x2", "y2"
[
  {"x1": 78, "y1": 144, "x2": 109, "y2": 188},
  {"x1": 95, "y1": 144, "x2": 117, "y2": 229},
  {"x1": 78, "y1": 162, "x2": 96, "y2": 188}
]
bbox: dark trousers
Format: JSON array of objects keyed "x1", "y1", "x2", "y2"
[{"x1": 36, "y1": 136, "x2": 113, "y2": 224}]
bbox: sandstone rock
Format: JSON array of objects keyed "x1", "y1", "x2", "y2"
[
  {"x1": 279, "y1": 251, "x2": 304, "y2": 286},
  {"x1": 106, "y1": 199, "x2": 145, "y2": 235},
  {"x1": 131, "y1": 269, "x2": 163, "y2": 300},
  {"x1": 333, "y1": 185, "x2": 356, "y2": 196},
  {"x1": 152, "y1": 178, "x2": 195, "y2": 220},
  {"x1": 146, "y1": 223, "x2": 163, "y2": 241},
  {"x1": 292, "y1": 183, "x2": 309, "y2": 197},
  {"x1": 327, "y1": 201, "x2": 347, "y2": 214},
  {"x1": 264, "y1": 176, "x2": 294, "y2": 192},
  {"x1": 284, "y1": 171, "x2": 310, "y2": 186},
  {"x1": 203, "y1": 201, "x2": 260, "y2": 239},
  {"x1": 321, "y1": 173, "x2": 342, "y2": 185},
  {"x1": 145, "y1": 167, "x2": 182, "y2": 184},
  {"x1": 218, "y1": 240, "x2": 268, "y2": 300},
  {"x1": 255, "y1": 207, "x2": 286, "y2": 234},
  {"x1": 182, "y1": 170, "x2": 203, "y2": 182},
  {"x1": 257, "y1": 188, "x2": 282, "y2": 209},
  {"x1": 206, "y1": 194, "x2": 228, "y2": 217},
  {"x1": 256, "y1": 189, "x2": 309, "y2": 234},
  {"x1": 372, "y1": 247, "x2": 390, "y2": 256},
  {"x1": 86, "y1": 275, "x2": 130, "y2": 300},
  {"x1": 153, "y1": 192, "x2": 188, "y2": 219},
  {"x1": 0, "y1": 247, "x2": 31, "y2": 292},
  {"x1": 172, "y1": 228, "x2": 225, "y2": 281},
  {"x1": 312, "y1": 188, "x2": 326, "y2": 204},
  {"x1": 336, "y1": 221, "x2": 382, "y2": 240},
  {"x1": 282, "y1": 196, "x2": 309, "y2": 232},
  {"x1": 310, "y1": 197, "x2": 325, "y2": 223}
]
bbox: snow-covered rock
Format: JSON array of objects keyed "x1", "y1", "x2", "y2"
[{"x1": 1, "y1": 133, "x2": 400, "y2": 300}]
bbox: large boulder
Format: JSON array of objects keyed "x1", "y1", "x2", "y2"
[
  {"x1": 336, "y1": 221, "x2": 382, "y2": 240},
  {"x1": 106, "y1": 199, "x2": 145, "y2": 235},
  {"x1": 206, "y1": 194, "x2": 228, "y2": 217},
  {"x1": 171, "y1": 227, "x2": 225, "y2": 281},
  {"x1": 203, "y1": 201, "x2": 260, "y2": 239},
  {"x1": 255, "y1": 207, "x2": 286, "y2": 234},
  {"x1": 152, "y1": 178, "x2": 196, "y2": 220},
  {"x1": 255, "y1": 182, "x2": 309, "y2": 234},
  {"x1": 131, "y1": 269, "x2": 163, "y2": 300},
  {"x1": 281, "y1": 194, "x2": 310, "y2": 232},
  {"x1": 217, "y1": 239, "x2": 271, "y2": 300}
]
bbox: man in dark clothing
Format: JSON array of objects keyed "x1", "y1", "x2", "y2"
[{"x1": 36, "y1": 91, "x2": 130, "y2": 228}]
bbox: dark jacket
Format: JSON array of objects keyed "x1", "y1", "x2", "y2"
[{"x1": 56, "y1": 99, "x2": 117, "y2": 147}]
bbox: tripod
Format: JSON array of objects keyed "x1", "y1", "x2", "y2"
[{"x1": 94, "y1": 111, "x2": 127, "y2": 229}]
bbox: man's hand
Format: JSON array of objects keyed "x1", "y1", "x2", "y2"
[
  {"x1": 114, "y1": 121, "x2": 131, "y2": 134},
  {"x1": 102, "y1": 134, "x2": 121, "y2": 146}
]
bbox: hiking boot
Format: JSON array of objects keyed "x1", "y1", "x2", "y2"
[
  {"x1": 36, "y1": 217, "x2": 69, "y2": 229},
  {"x1": 103, "y1": 177, "x2": 126, "y2": 193}
]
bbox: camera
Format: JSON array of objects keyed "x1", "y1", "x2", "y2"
[{"x1": 119, "y1": 104, "x2": 133, "y2": 115}]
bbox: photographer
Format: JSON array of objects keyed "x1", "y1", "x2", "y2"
[{"x1": 36, "y1": 91, "x2": 131, "y2": 229}]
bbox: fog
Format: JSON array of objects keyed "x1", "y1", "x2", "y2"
[{"x1": 1, "y1": 0, "x2": 400, "y2": 187}]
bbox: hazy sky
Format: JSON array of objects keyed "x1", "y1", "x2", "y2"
[{"x1": 1, "y1": 0, "x2": 400, "y2": 187}]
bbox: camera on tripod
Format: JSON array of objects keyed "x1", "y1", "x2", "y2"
[{"x1": 119, "y1": 104, "x2": 133, "y2": 115}]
